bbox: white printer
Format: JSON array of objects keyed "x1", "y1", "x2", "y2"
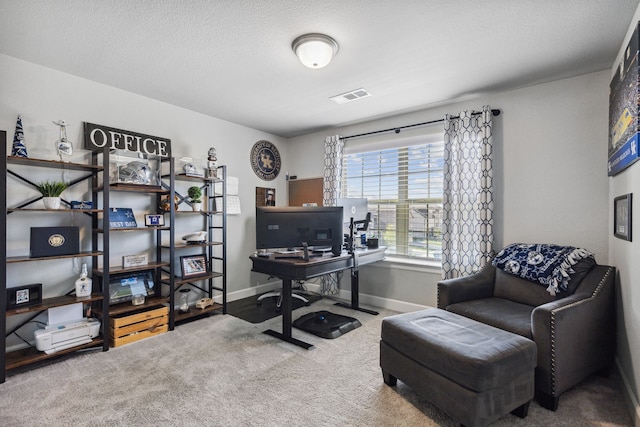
[{"x1": 34, "y1": 318, "x2": 100, "y2": 354}]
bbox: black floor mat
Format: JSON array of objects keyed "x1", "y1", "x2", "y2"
[
  {"x1": 227, "y1": 292, "x2": 322, "y2": 324},
  {"x1": 293, "y1": 310, "x2": 361, "y2": 339}
]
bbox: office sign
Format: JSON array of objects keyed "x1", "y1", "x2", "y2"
[{"x1": 84, "y1": 122, "x2": 171, "y2": 158}]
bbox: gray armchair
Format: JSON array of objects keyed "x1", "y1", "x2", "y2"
[{"x1": 437, "y1": 257, "x2": 616, "y2": 410}]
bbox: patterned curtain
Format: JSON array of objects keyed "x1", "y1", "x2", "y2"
[
  {"x1": 323, "y1": 135, "x2": 344, "y2": 207},
  {"x1": 441, "y1": 106, "x2": 494, "y2": 279}
]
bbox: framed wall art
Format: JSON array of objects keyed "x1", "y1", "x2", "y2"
[
  {"x1": 614, "y1": 193, "x2": 632, "y2": 241},
  {"x1": 608, "y1": 23, "x2": 640, "y2": 176}
]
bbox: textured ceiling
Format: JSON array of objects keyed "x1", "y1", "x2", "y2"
[{"x1": 0, "y1": 0, "x2": 638, "y2": 138}]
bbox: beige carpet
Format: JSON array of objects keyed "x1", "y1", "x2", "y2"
[{"x1": 0, "y1": 299, "x2": 633, "y2": 426}]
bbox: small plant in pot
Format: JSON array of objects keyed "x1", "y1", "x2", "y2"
[
  {"x1": 36, "y1": 180, "x2": 68, "y2": 209},
  {"x1": 187, "y1": 186, "x2": 203, "y2": 211}
]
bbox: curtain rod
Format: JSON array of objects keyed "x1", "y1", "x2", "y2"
[{"x1": 340, "y1": 108, "x2": 501, "y2": 141}]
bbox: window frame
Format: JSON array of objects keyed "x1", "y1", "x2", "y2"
[{"x1": 341, "y1": 128, "x2": 444, "y2": 263}]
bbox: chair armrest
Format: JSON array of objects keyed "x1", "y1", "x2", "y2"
[
  {"x1": 531, "y1": 265, "x2": 615, "y2": 396},
  {"x1": 437, "y1": 262, "x2": 496, "y2": 308}
]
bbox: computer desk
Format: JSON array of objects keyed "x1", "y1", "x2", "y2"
[{"x1": 249, "y1": 247, "x2": 386, "y2": 349}]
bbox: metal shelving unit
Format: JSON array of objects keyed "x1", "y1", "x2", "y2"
[
  {"x1": 1, "y1": 131, "x2": 109, "y2": 383},
  {"x1": 164, "y1": 165, "x2": 226, "y2": 325}
]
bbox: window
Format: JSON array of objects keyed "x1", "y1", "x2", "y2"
[{"x1": 341, "y1": 139, "x2": 443, "y2": 261}]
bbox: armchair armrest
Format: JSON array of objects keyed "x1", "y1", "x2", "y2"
[
  {"x1": 437, "y1": 262, "x2": 496, "y2": 308},
  {"x1": 531, "y1": 265, "x2": 615, "y2": 397}
]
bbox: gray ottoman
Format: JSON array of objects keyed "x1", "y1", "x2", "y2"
[{"x1": 380, "y1": 308, "x2": 536, "y2": 427}]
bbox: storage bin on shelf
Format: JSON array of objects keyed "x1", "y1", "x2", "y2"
[{"x1": 108, "y1": 305, "x2": 168, "y2": 347}]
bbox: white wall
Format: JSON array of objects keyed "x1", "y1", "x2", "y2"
[
  {"x1": 609, "y1": 7, "x2": 640, "y2": 426},
  {"x1": 0, "y1": 54, "x2": 288, "y2": 347},
  {"x1": 288, "y1": 70, "x2": 610, "y2": 310}
]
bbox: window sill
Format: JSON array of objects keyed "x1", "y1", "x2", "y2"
[{"x1": 367, "y1": 255, "x2": 442, "y2": 275}]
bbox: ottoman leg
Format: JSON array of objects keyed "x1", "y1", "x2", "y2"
[
  {"x1": 511, "y1": 401, "x2": 531, "y2": 418},
  {"x1": 382, "y1": 370, "x2": 397, "y2": 386}
]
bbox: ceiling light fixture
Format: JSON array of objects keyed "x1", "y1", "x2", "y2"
[{"x1": 292, "y1": 33, "x2": 339, "y2": 69}]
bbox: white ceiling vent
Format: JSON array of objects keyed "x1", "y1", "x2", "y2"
[{"x1": 329, "y1": 88, "x2": 371, "y2": 104}]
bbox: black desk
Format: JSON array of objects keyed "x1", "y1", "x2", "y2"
[{"x1": 249, "y1": 247, "x2": 385, "y2": 349}]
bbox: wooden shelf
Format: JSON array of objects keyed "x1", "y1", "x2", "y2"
[
  {"x1": 174, "y1": 302, "x2": 223, "y2": 323},
  {"x1": 168, "y1": 272, "x2": 224, "y2": 286},
  {"x1": 173, "y1": 173, "x2": 222, "y2": 182},
  {"x1": 7, "y1": 251, "x2": 103, "y2": 264},
  {"x1": 93, "y1": 261, "x2": 170, "y2": 276},
  {"x1": 5, "y1": 338, "x2": 104, "y2": 370},
  {"x1": 7, "y1": 156, "x2": 104, "y2": 172},
  {"x1": 96, "y1": 226, "x2": 170, "y2": 233},
  {"x1": 98, "y1": 297, "x2": 169, "y2": 317},
  {"x1": 109, "y1": 183, "x2": 168, "y2": 193},
  {"x1": 8, "y1": 208, "x2": 102, "y2": 213},
  {"x1": 175, "y1": 210, "x2": 215, "y2": 215},
  {"x1": 166, "y1": 241, "x2": 223, "y2": 249},
  {"x1": 6, "y1": 294, "x2": 103, "y2": 317}
]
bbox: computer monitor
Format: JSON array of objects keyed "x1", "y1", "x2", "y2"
[
  {"x1": 255, "y1": 206, "x2": 344, "y2": 256},
  {"x1": 337, "y1": 198, "x2": 368, "y2": 225}
]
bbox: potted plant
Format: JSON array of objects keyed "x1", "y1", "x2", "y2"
[
  {"x1": 187, "y1": 186, "x2": 203, "y2": 211},
  {"x1": 36, "y1": 180, "x2": 68, "y2": 209}
]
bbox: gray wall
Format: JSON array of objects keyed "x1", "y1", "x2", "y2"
[
  {"x1": 608, "y1": 7, "x2": 640, "y2": 425},
  {"x1": 288, "y1": 70, "x2": 610, "y2": 309}
]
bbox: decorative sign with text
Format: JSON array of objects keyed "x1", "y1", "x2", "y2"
[
  {"x1": 83, "y1": 122, "x2": 171, "y2": 158},
  {"x1": 250, "y1": 140, "x2": 281, "y2": 181},
  {"x1": 109, "y1": 208, "x2": 138, "y2": 228}
]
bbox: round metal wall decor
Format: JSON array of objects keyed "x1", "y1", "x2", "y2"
[{"x1": 250, "y1": 140, "x2": 281, "y2": 181}]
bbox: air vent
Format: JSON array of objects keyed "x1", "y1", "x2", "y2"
[{"x1": 329, "y1": 88, "x2": 372, "y2": 104}]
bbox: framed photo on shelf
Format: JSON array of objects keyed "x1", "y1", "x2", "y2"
[
  {"x1": 180, "y1": 254, "x2": 208, "y2": 279},
  {"x1": 7, "y1": 283, "x2": 42, "y2": 310},
  {"x1": 614, "y1": 193, "x2": 632, "y2": 241},
  {"x1": 144, "y1": 214, "x2": 165, "y2": 227}
]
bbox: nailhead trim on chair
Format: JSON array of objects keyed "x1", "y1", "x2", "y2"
[{"x1": 548, "y1": 266, "x2": 613, "y2": 396}]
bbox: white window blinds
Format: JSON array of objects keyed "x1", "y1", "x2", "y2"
[{"x1": 341, "y1": 139, "x2": 443, "y2": 261}]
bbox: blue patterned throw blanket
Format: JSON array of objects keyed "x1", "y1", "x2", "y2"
[{"x1": 492, "y1": 243, "x2": 594, "y2": 295}]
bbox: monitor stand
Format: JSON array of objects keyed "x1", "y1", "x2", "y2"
[{"x1": 293, "y1": 310, "x2": 361, "y2": 339}]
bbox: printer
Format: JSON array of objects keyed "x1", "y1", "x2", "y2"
[{"x1": 34, "y1": 318, "x2": 100, "y2": 354}]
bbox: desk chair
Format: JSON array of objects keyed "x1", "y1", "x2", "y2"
[{"x1": 257, "y1": 281, "x2": 310, "y2": 310}]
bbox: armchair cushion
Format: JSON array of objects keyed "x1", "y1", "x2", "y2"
[
  {"x1": 447, "y1": 297, "x2": 534, "y2": 339},
  {"x1": 493, "y1": 257, "x2": 595, "y2": 307}
]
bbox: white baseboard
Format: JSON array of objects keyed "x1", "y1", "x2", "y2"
[
  {"x1": 226, "y1": 281, "x2": 430, "y2": 313},
  {"x1": 300, "y1": 282, "x2": 431, "y2": 313},
  {"x1": 224, "y1": 280, "x2": 282, "y2": 302},
  {"x1": 616, "y1": 358, "x2": 640, "y2": 427}
]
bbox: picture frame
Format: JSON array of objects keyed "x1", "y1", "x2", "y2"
[
  {"x1": 144, "y1": 214, "x2": 165, "y2": 227},
  {"x1": 180, "y1": 254, "x2": 208, "y2": 279},
  {"x1": 123, "y1": 254, "x2": 149, "y2": 268},
  {"x1": 7, "y1": 283, "x2": 42, "y2": 310},
  {"x1": 614, "y1": 193, "x2": 632, "y2": 241}
]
